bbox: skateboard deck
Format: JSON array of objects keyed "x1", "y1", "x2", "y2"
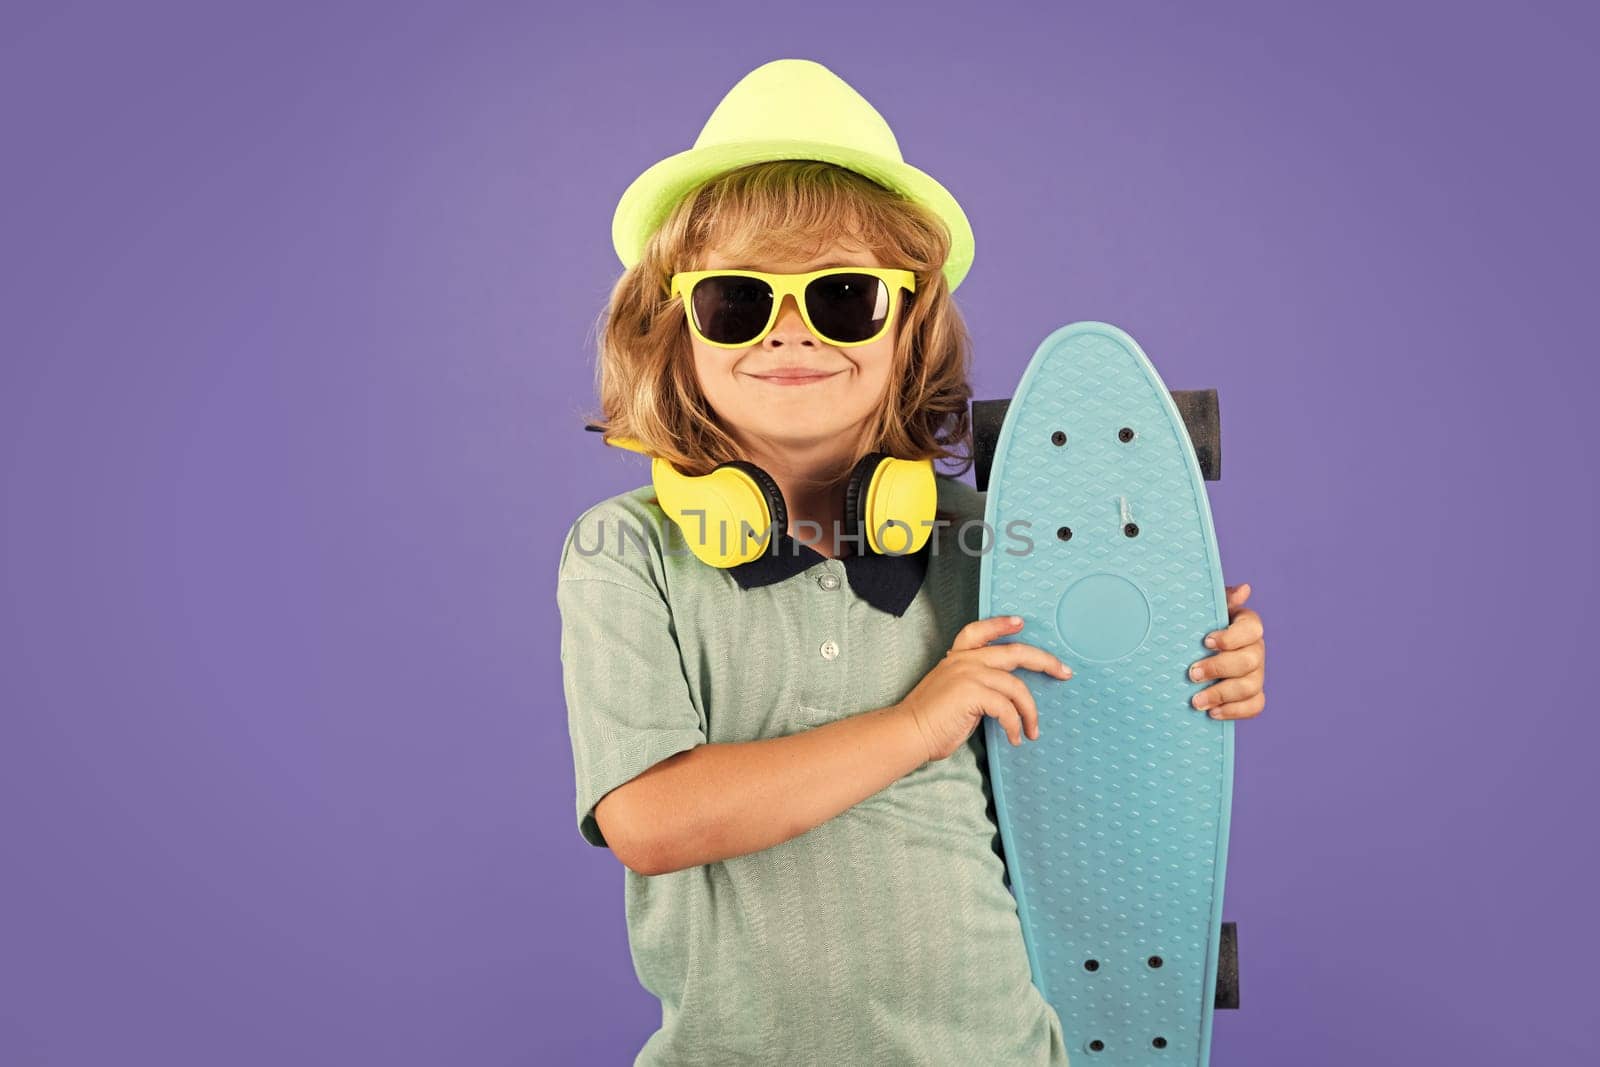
[{"x1": 978, "y1": 322, "x2": 1235, "y2": 1065}]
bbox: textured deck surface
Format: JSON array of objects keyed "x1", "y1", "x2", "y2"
[{"x1": 979, "y1": 322, "x2": 1234, "y2": 1065}]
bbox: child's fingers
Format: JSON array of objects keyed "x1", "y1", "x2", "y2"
[
  {"x1": 1191, "y1": 668, "x2": 1264, "y2": 712},
  {"x1": 974, "y1": 684, "x2": 1027, "y2": 746},
  {"x1": 970, "y1": 640, "x2": 1072, "y2": 680},
  {"x1": 950, "y1": 615, "x2": 1025, "y2": 654},
  {"x1": 1205, "y1": 691, "x2": 1267, "y2": 721},
  {"x1": 1188, "y1": 645, "x2": 1263, "y2": 683},
  {"x1": 976, "y1": 669, "x2": 1041, "y2": 741},
  {"x1": 1206, "y1": 608, "x2": 1263, "y2": 650}
]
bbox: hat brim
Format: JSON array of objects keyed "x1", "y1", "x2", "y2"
[{"x1": 612, "y1": 139, "x2": 975, "y2": 292}]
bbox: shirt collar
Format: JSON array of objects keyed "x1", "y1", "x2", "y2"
[{"x1": 725, "y1": 532, "x2": 931, "y2": 617}]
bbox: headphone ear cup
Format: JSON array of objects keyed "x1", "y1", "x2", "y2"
[
  {"x1": 650, "y1": 456, "x2": 786, "y2": 568},
  {"x1": 844, "y1": 453, "x2": 889, "y2": 555},
  {"x1": 847, "y1": 454, "x2": 938, "y2": 555},
  {"x1": 713, "y1": 459, "x2": 787, "y2": 539}
]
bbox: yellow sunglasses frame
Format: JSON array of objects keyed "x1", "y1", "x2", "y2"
[{"x1": 669, "y1": 267, "x2": 917, "y2": 350}]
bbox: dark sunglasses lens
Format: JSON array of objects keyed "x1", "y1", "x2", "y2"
[
  {"x1": 805, "y1": 273, "x2": 892, "y2": 343},
  {"x1": 690, "y1": 276, "x2": 773, "y2": 345}
]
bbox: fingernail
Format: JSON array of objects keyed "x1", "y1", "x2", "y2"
[
  {"x1": 1189, "y1": 665, "x2": 1203, "y2": 681},
  {"x1": 1010, "y1": 615, "x2": 1022, "y2": 626},
  {"x1": 1204, "y1": 635, "x2": 1218, "y2": 649}
]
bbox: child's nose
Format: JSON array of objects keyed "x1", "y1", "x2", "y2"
[{"x1": 764, "y1": 294, "x2": 817, "y2": 347}]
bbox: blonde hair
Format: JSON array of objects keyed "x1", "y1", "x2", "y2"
[{"x1": 583, "y1": 160, "x2": 975, "y2": 492}]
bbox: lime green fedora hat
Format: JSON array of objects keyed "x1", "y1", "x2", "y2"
[{"x1": 611, "y1": 58, "x2": 975, "y2": 291}]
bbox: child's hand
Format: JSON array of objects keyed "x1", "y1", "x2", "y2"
[
  {"x1": 897, "y1": 616, "x2": 1072, "y2": 762},
  {"x1": 1189, "y1": 582, "x2": 1267, "y2": 720}
]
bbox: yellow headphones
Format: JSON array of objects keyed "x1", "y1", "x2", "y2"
[{"x1": 589, "y1": 427, "x2": 938, "y2": 569}]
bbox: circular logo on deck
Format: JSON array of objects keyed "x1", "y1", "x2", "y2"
[{"x1": 1055, "y1": 572, "x2": 1152, "y2": 662}]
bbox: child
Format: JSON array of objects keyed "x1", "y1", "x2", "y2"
[{"x1": 558, "y1": 59, "x2": 1267, "y2": 1066}]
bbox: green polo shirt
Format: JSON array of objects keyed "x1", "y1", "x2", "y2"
[{"x1": 557, "y1": 474, "x2": 1070, "y2": 1066}]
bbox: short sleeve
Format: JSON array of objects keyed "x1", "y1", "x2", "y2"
[{"x1": 557, "y1": 506, "x2": 707, "y2": 849}]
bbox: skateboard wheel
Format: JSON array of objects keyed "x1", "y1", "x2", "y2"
[{"x1": 1214, "y1": 921, "x2": 1241, "y2": 1010}]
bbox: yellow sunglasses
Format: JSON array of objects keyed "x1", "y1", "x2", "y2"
[{"x1": 669, "y1": 267, "x2": 917, "y2": 349}]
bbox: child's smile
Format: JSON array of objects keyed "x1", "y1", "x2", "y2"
[{"x1": 744, "y1": 367, "x2": 843, "y2": 387}]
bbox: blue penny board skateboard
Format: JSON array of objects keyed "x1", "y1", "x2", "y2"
[{"x1": 979, "y1": 322, "x2": 1235, "y2": 1065}]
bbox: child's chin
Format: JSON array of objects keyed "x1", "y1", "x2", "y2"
[{"x1": 752, "y1": 420, "x2": 862, "y2": 447}]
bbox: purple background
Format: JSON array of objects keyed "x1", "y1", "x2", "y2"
[{"x1": 3, "y1": 1, "x2": 1595, "y2": 1064}]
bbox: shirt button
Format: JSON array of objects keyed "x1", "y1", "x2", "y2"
[
  {"x1": 819, "y1": 639, "x2": 840, "y2": 661},
  {"x1": 818, "y1": 573, "x2": 841, "y2": 591}
]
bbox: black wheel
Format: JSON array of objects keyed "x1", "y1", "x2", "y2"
[
  {"x1": 1172, "y1": 388, "x2": 1221, "y2": 482},
  {"x1": 971, "y1": 399, "x2": 1009, "y2": 492},
  {"x1": 1214, "y1": 920, "x2": 1240, "y2": 1010}
]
